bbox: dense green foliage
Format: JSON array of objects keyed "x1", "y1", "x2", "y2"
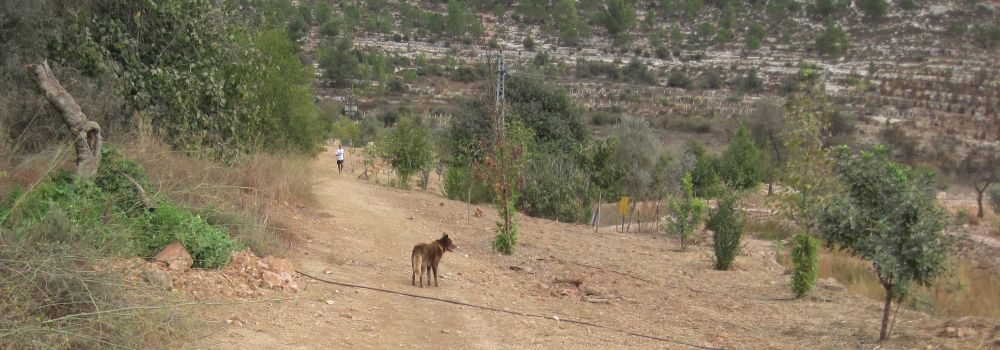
[
  {"x1": 378, "y1": 117, "x2": 437, "y2": 188},
  {"x1": 818, "y1": 145, "x2": 954, "y2": 340},
  {"x1": 599, "y1": 0, "x2": 637, "y2": 44},
  {"x1": 707, "y1": 195, "x2": 745, "y2": 270},
  {"x1": 791, "y1": 233, "x2": 820, "y2": 297},
  {"x1": 719, "y1": 126, "x2": 763, "y2": 190},
  {"x1": 1, "y1": 148, "x2": 240, "y2": 268},
  {"x1": 491, "y1": 197, "x2": 519, "y2": 254},
  {"x1": 815, "y1": 21, "x2": 850, "y2": 57},
  {"x1": 1, "y1": 0, "x2": 323, "y2": 159},
  {"x1": 685, "y1": 142, "x2": 723, "y2": 198},
  {"x1": 520, "y1": 152, "x2": 593, "y2": 223},
  {"x1": 855, "y1": 0, "x2": 888, "y2": 20},
  {"x1": 663, "y1": 174, "x2": 707, "y2": 251}
]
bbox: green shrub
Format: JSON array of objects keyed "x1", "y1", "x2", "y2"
[
  {"x1": 974, "y1": 25, "x2": 1000, "y2": 49},
  {"x1": 589, "y1": 112, "x2": 620, "y2": 126},
  {"x1": 141, "y1": 203, "x2": 240, "y2": 268},
  {"x1": 663, "y1": 173, "x2": 707, "y2": 251},
  {"x1": 491, "y1": 198, "x2": 519, "y2": 254},
  {"x1": 96, "y1": 147, "x2": 153, "y2": 215},
  {"x1": 791, "y1": 233, "x2": 820, "y2": 297},
  {"x1": 707, "y1": 195, "x2": 745, "y2": 270},
  {"x1": 379, "y1": 117, "x2": 436, "y2": 188},
  {"x1": 519, "y1": 153, "x2": 593, "y2": 223},
  {"x1": 667, "y1": 69, "x2": 693, "y2": 89},
  {"x1": 1, "y1": 154, "x2": 240, "y2": 268},
  {"x1": 815, "y1": 21, "x2": 849, "y2": 57},
  {"x1": 719, "y1": 126, "x2": 763, "y2": 190},
  {"x1": 442, "y1": 165, "x2": 493, "y2": 203},
  {"x1": 855, "y1": 0, "x2": 888, "y2": 20}
]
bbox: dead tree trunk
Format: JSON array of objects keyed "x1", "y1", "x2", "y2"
[{"x1": 28, "y1": 60, "x2": 102, "y2": 178}]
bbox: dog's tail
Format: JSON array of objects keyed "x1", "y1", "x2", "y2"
[{"x1": 411, "y1": 247, "x2": 423, "y2": 276}]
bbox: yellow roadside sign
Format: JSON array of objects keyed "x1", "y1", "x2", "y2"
[{"x1": 618, "y1": 196, "x2": 630, "y2": 217}]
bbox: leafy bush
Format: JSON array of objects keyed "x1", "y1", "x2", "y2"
[
  {"x1": 707, "y1": 195, "x2": 745, "y2": 270},
  {"x1": 685, "y1": 142, "x2": 723, "y2": 198},
  {"x1": 379, "y1": 117, "x2": 437, "y2": 188},
  {"x1": 815, "y1": 21, "x2": 850, "y2": 57},
  {"x1": 443, "y1": 165, "x2": 494, "y2": 203},
  {"x1": 811, "y1": 0, "x2": 848, "y2": 18},
  {"x1": 590, "y1": 112, "x2": 620, "y2": 126},
  {"x1": 791, "y1": 233, "x2": 820, "y2": 297},
  {"x1": 318, "y1": 36, "x2": 361, "y2": 87},
  {"x1": 675, "y1": 119, "x2": 713, "y2": 133},
  {"x1": 663, "y1": 173, "x2": 707, "y2": 251},
  {"x1": 1, "y1": 152, "x2": 240, "y2": 268},
  {"x1": 491, "y1": 198, "x2": 519, "y2": 254},
  {"x1": 855, "y1": 0, "x2": 888, "y2": 20},
  {"x1": 746, "y1": 23, "x2": 766, "y2": 51},
  {"x1": 973, "y1": 25, "x2": 1000, "y2": 49},
  {"x1": 519, "y1": 153, "x2": 593, "y2": 223},
  {"x1": 667, "y1": 69, "x2": 693, "y2": 89},
  {"x1": 141, "y1": 204, "x2": 240, "y2": 267},
  {"x1": 719, "y1": 126, "x2": 763, "y2": 190}
]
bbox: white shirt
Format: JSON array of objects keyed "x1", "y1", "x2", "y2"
[{"x1": 335, "y1": 148, "x2": 345, "y2": 161}]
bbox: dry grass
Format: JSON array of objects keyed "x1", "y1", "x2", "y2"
[
  {"x1": 116, "y1": 120, "x2": 313, "y2": 255},
  {"x1": 0, "y1": 120, "x2": 314, "y2": 258},
  {"x1": 817, "y1": 249, "x2": 1000, "y2": 319}
]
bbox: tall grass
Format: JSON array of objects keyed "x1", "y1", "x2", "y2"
[
  {"x1": 118, "y1": 121, "x2": 313, "y2": 254},
  {"x1": 817, "y1": 249, "x2": 1000, "y2": 318},
  {"x1": 0, "y1": 211, "x2": 192, "y2": 349}
]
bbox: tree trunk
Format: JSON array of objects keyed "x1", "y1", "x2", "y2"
[
  {"x1": 767, "y1": 181, "x2": 773, "y2": 196},
  {"x1": 880, "y1": 287, "x2": 893, "y2": 341},
  {"x1": 28, "y1": 60, "x2": 102, "y2": 178}
]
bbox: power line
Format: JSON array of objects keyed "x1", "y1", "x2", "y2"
[{"x1": 297, "y1": 270, "x2": 728, "y2": 350}]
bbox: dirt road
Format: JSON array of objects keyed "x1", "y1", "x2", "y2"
[{"x1": 192, "y1": 149, "x2": 978, "y2": 349}]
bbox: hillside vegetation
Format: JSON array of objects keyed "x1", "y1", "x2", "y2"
[{"x1": 1, "y1": 0, "x2": 999, "y2": 348}]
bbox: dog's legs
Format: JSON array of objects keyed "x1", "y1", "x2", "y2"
[{"x1": 432, "y1": 265, "x2": 439, "y2": 287}]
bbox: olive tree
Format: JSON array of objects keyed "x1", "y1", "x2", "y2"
[
  {"x1": 663, "y1": 173, "x2": 707, "y2": 251},
  {"x1": 379, "y1": 117, "x2": 436, "y2": 188},
  {"x1": 818, "y1": 145, "x2": 954, "y2": 341},
  {"x1": 958, "y1": 146, "x2": 999, "y2": 219}
]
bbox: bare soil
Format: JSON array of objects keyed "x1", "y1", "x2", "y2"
[{"x1": 187, "y1": 148, "x2": 999, "y2": 349}]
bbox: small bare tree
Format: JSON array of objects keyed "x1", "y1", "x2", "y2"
[
  {"x1": 28, "y1": 60, "x2": 103, "y2": 178},
  {"x1": 959, "y1": 146, "x2": 1000, "y2": 219}
]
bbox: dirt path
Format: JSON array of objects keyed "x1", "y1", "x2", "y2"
[{"x1": 192, "y1": 148, "x2": 987, "y2": 350}]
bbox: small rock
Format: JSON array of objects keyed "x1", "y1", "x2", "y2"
[
  {"x1": 154, "y1": 241, "x2": 193, "y2": 271},
  {"x1": 943, "y1": 326, "x2": 959, "y2": 338},
  {"x1": 819, "y1": 277, "x2": 846, "y2": 292},
  {"x1": 262, "y1": 256, "x2": 295, "y2": 276},
  {"x1": 325, "y1": 299, "x2": 335, "y2": 305},
  {"x1": 141, "y1": 267, "x2": 173, "y2": 291},
  {"x1": 440, "y1": 329, "x2": 451, "y2": 334},
  {"x1": 261, "y1": 270, "x2": 283, "y2": 288},
  {"x1": 584, "y1": 297, "x2": 610, "y2": 304},
  {"x1": 324, "y1": 269, "x2": 334, "y2": 274}
]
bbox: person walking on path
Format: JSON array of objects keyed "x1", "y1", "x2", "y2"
[{"x1": 335, "y1": 145, "x2": 346, "y2": 174}]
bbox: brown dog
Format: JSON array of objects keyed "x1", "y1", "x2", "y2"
[{"x1": 411, "y1": 234, "x2": 456, "y2": 287}]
